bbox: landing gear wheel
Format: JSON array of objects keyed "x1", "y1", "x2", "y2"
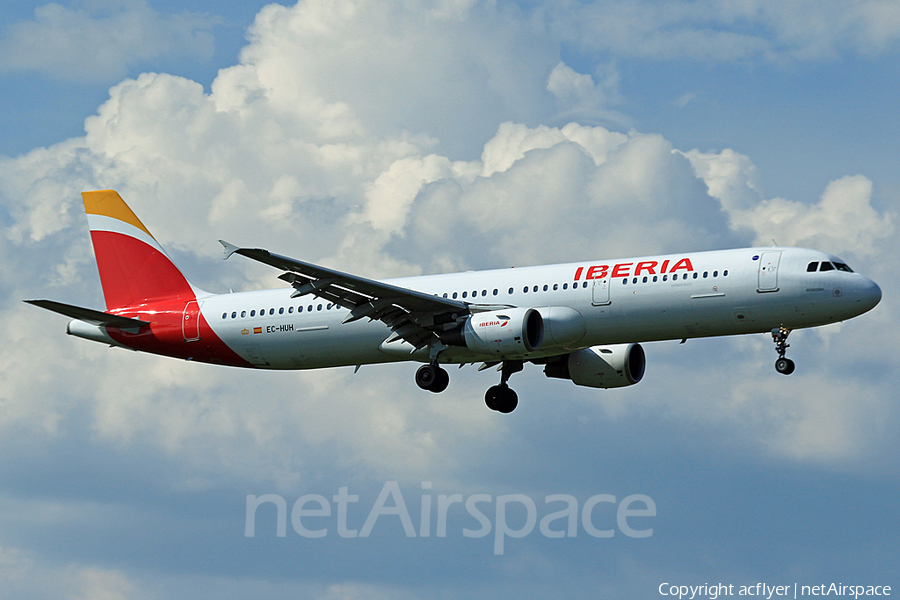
[
  {"x1": 431, "y1": 367, "x2": 449, "y2": 393},
  {"x1": 485, "y1": 384, "x2": 518, "y2": 413},
  {"x1": 416, "y1": 364, "x2": 449, "y2": 393},
  {"x1": 775, "y1": 357, "x2": 795, "y2": 375}
]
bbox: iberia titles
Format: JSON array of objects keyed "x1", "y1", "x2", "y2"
[{"x1": 574, "y1": 258, "x2": 695, "y2": 281}]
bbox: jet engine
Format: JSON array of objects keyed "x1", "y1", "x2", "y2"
[
  {"x1": 440, "y1": 307, "x2": 543, "y2": 357},
  {"x1": 544, "y1": 343, "x2": 645, "y2": 388}
]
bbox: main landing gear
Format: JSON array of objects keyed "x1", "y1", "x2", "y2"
[
  {"x1": 414, "y1": 359, "x2": 522, "y2": 414},
  {"x1": 771, "y1": 326, "x2": 795, "y2": 375},
  {"x1": 415, "y1": 362, "x2": 449, "y2": 393},
  {"x1": 484, "y1": 361, "x2": 522, "y2": 414}
]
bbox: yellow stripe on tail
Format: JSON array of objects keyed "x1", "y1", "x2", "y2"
[{"x1": 82, "y1": 190, "x2": 156, "y2": 240}]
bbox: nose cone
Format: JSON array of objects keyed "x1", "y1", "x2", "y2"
[{"x1": 857, "y1": 277, "x2": 882, "y2": 314}]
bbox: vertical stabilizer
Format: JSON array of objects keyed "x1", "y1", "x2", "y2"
[{"x1": 82, "y1": 190, "x2": 196, "y2": 310}]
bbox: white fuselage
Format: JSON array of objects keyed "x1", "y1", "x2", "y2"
[{"x1": 197, "y1": 247, "x2": 881, "y2": 369}]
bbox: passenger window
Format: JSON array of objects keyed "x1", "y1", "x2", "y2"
[
  {"x1": 317, "y1": 304, "x2": 323, "y2": 311},
  {"x1": 533, "y1": 285, "x2": 538, "y2": 292},
  {"x1": 820, "y1": 262, "x2": 835, "y2": 272},
  {"x1": 563, "y1": 283, "x2": 568, "y2": 290},
  {"x1": 241, "y1": 311, "x2": 246, "y2": 318},
  {"x1": 462, "y1": 291, "x2": 468, "y2": 298},
  {"x1": 543, "y1": 284, "x2": 548, "y2": 291},
  {"x1": 652, "y1": 276, "x2": 657, "y2": 282},
  {"x1": 222, "y1": 313, "x2": 227, "y2": 319},
  {"x1": 632, "y1": 277, "x2": 638, "y2": 284},
  {"x1": 553, "y1": 284, "x2": 558, "y2": 291},
  {"x1": 231, "y1": 312, "x2": 237, "y2": 319},
  {"x1": 508, "y1": 287, "x2": 514, "y2": 294},
  {"x1": 582, "y1": 282, "x2": 588, "y2": 288},
  {"x1": 452, "y1": 292, "x2": 458, "y2": 299},
  {"x1": 807, "y1": 262, "x2": 818, "y2": 272},
  {"x1": 642, "y1": 277, "x2": 648, "y2": 283},
  {"x1": 623, "y1": 278, "x2": 628, "y2": 285},
  {"x1": 493, "y1": 289, "x2": 498, "y2": 296},
  {"x1": 523, "y1": 286, "x2": 529, "y2": 293},
  {"x1": 289, "y1": 307, "x2": 294, "y2": 314},
  {"x1": 693, "y1": 273, "x2": 698, "y2": 279},
  {"x1": 723, "y1": 270, "x2": 728, "y2": 276},
  {"x1": 713, "y1": 271, "x2": 718, "y2": 277},
  {"x1": 250, "y1": 310, "x2": 256, "y2": 317},
  {"x1": 443, "y1": 293, "x2": 448, "y2": 298},
  {"x1": 482, "y1": 290, "x2": 487, "y2": 297}
]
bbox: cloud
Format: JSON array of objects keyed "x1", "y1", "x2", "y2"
[
  {"x1": 234, "y1": 0, "x2": 561, "y2": 156},
  {"x1": 546, "y1": 62, "x2": 629, "y2": 126},
  {"x1": 0, "y1": 0, "x2": 217, "y2": 82},
  {"x1": 547, "y1": 0, "x2": 900, "y2": 62},
  {"x1": 685, "y1": 149, "x2": 894, "y2": 258},
  {"x1": 0, "y1": 543, "x2": 139, "y2": 600}
]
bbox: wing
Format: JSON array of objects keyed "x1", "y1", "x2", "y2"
[
  {"x1": 220, "y1": 241, "x2": 473, "y2": 350},
  {"x1": 24, "y1": 299, "x2": 150, "y2": 328}
]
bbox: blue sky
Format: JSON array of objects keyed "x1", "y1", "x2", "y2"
[{"x1": 1, "y1": 1, "x2": 898, "y2": 599}]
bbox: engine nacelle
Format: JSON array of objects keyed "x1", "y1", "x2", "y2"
[
  {"x1": 536, "y1": 306, "x2": 586, "y2": 348},
  {"x1": 544, "y1": 343, "x2": 645, "y2": 389},
  {"x1": 442, "y1": 307, "x2": 543, "y2": 357}
]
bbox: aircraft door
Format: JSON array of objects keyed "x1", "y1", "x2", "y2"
[
  {"x1": 592, "y1": 278, "x2": 610, "y2": 306},
  {"x1": 758, "y1": 252, "x2": 782, "y2": 292},
  {"x1": 182, "y1": 301, "x2": 201, "y2": 341}
]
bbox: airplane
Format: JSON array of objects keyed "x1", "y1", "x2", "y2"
[{"x1": 26, "y1": 190, "x2": 882, "y2": 413}]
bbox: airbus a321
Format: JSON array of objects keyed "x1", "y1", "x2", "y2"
[{"x1": 27, "y1": 190, "x2": 882, "y2": 413}]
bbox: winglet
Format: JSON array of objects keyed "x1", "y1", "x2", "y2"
[{"x1": 219, "y1": 240, "x2": 241, "y2": 260}]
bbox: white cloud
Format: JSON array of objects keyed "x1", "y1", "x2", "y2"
[
  {"x1": 235, "y1": 0, "x2": 560, "y2": 156},
  {"x1": 69, "y1": 567, "x2": 133, "y2": 600},
  {"x1": 546, "y1": 62, "x2": 629, "y2": 126},
  {"x1": 685, "y1": 149, "x2": 895, "y2": 258},
  {"x1": 547, "y1": 0, "x2": 900, "y2": 62},
  {"x1": 0, "y1": 0, "x2": 217, "y2": 81},
  {"x1": 0, "y1": 543, "x2": 140, "y2": 600}
]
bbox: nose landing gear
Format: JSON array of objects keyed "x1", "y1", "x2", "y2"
[{"x1": 771, "y1": 327, "x2": 795, "y2": 375}]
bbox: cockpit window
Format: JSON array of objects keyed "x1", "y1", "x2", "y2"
[
  {"x1": 834, "y1": 262, "x2": 853, "y2": 272},
  {"x1": 807, "y1": 262, "x2": 818, "y2": 272},
  {"x1": 819, "y1": 262, "x2": 835, "y2": 272}
]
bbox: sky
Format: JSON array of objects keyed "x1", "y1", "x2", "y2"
[{"x1": 1, "y1": 1, "x2": 899, "y2": 598}]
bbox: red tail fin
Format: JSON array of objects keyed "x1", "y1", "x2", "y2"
[{"x1": 82, "y1": 190, "x2": 196, "y2": 310}]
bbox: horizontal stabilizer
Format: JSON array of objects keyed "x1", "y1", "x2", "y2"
[{"x1": 24, "y1": 299, "x2": 150, "y2": 328}]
